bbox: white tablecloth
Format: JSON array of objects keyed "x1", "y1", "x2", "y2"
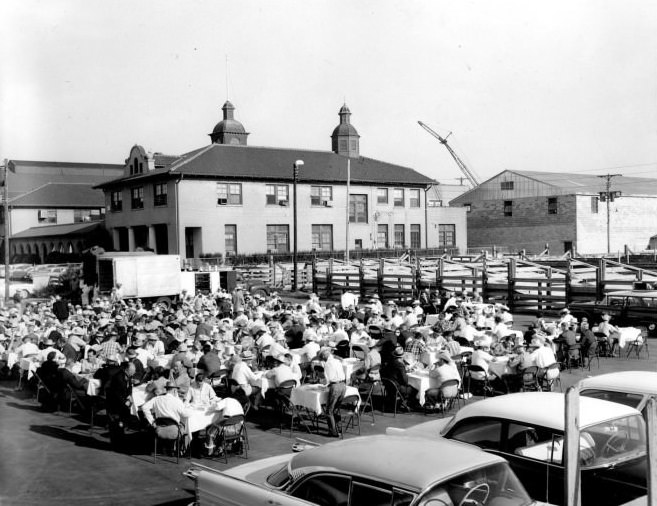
[
  {"x1": 5, "y1": 352, "x2": 18, "y2": 369},
  {"x1": 21, "y1": 358, "x2": 38, "y2": 380},
  {"x1": 341, "y1": 358, "x2": 364, "y2": 385},
  {"x1": 407, "y1": 371, "x2": 440, "y2": 406},
  {"x1": 617, "y1": 327, "x2": 642, "y2": 348},
  {"x1": 421, "y1": 348, "x2": 441, "y2": 367},
  {"x1": 185, "y1": 402, "x2": 226, "y2": 437},
  {"x1": 488, "y1": 356, "x2": 517, "y2": 377},
  {"x1": 290, "y1": 384, "x2": 360, "y2": 415}
]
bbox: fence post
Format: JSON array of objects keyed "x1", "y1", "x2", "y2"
[
  {"x1": 436, "y1": 258, "x2": 444, "y2": 293},
  {"x1": 546, "y1": 267, "x2": 552, "y2": 311},
  {"x1": 311, "y1": 258, "x2": 316, "y2": 295},
  {"x1": 378, "y1": 258, "x2": 384, "y2": 299},
  {"x1": 359, "y1": 258, "x2": 366, "y2": 299},
  {"x1": 481, "y1": 256, "x2": 489, "y2": 301},
  {"x1": 596, "y1": 258, "x2": 605, "y2": 300},
  {"x1": 327, "y1": 259, "x2": 334, "y2": 297},
  {"x1": 507, "y1": 258, "x2": 516, "y2": 312},
  {"x1": 565, "y1": 259, "x2": 572, "y2": 307}
]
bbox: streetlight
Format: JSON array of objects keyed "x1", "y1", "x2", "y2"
[{"x1": 292, "y1": 160, "x2": 304, "y2": 291}]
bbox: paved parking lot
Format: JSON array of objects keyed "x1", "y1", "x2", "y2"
[{"x1": 1, "y1": 317, "x2": 654, "y2": 506}]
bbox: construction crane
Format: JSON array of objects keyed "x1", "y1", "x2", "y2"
[{"x1": 418, "y1": 121, "x2": 480, "y2": 187}]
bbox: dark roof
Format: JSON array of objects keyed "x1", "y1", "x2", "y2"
[
  {"x1": 6, "y1": 160, "x2": 123, "y2": 199},
  {"x1": 96, "y1": 144, "x2": 434, "y2": 188},
  {"x1": 9, "y1": 183, "x2": 105, "y2": 208},
  {"x1": 12, "y1": 221, "x2": 102, "y2": 239},
  {"x1": 513, "y1": 170, "x2": 657, "y2": 195}
]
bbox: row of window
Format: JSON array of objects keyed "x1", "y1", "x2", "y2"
[
  {"x1": 37, "y1": 208, "x2": 105, "y2": 224},
  {"x1": 110, "y1": 183, "x2": 424, "y2": 212},
  {"x1": 222, "y1": 223, "x2": 456, "y2": 254},
  {"x1": 463, "y1": 197, "x2": 601, "y2": 216}
]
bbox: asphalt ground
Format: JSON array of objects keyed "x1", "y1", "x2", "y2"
[{"x1": 1, "y1": 313, "x2": 655, "y2": 506}]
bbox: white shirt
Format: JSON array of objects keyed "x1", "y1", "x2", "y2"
[
  {"x1": 323, "y1": 355, "x2": 346, "y2": 384},
  {"x1": 301, "y1": 341, "x2": 320, "y2": 362},
  {"x1": 141, "y1": 392, "x2": 191, "y2": 425},
  {"x1": 185, "y1": 381, "x2": 217, "y2": 405},
  {"x1": 531, "y1": 345, "x2": 557, "y2": 368}
]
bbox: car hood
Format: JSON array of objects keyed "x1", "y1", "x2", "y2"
[{"x1": 386, "y1": 417, "x2": 453, "y2": 437}]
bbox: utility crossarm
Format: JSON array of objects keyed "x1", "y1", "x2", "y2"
[{"x1": 418, "y1": 121, "x2": 480, "y2": 187}]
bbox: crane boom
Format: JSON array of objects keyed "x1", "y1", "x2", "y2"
[{"x1": 418, "y1": 121, "x2": 480, "y2": 187}]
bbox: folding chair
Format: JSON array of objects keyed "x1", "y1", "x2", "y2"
[
  {"x1": 66, "y1": 384, "x2": 87, "y2": 415},
  {"x1": 278, "y1": 396, "x2": 314, "y2": 438},
  {"x1": 32, "y1": 370, "x2": 53, "y2": 406},
  {"x1": 358, "y1": 378, "x2": 384, "y2": 423},
  {"x1": 519, "y1": 366, "x2": 540, "y2": 392},
  {"x1": 208, "y1": 415, "x2": 248, "y2": 464},
  {"x1": 209, "y1": 368, "x2": 230, "y2": 398},
  {"x1": 465, "y1": 365, "x2": 493, "y2": 397},
  {"x1": 380, "y1": 378, "x2": 409, "y2": 416},
  {"x1": 337, "y1": 394, "x2": 361, "y2": 437},
  {"x1": 539, "y1": 363, "x2": 562, "y2": 392},
  {"x1": 626, "y1": 330, "x2": 649, "y2": 359},
  {"x1": 153, "y1": 417, "x2": 185, "y2": 464}
]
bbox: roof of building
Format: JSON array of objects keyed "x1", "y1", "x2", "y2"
[
  {"x1": 96, "y1": 143, "x2": 435, "y2": 188},
  {"x1": 9, "y1": 183, "x2": 105, "y2": 208},
  {"x1": 11, "y1": 221, "x2": 102, "y2": 240},
  {"x1": 5, "y1": 160, "x2": 123, "y2": 199},
  {"x1": 451, "y1": 169, "x2": 657, "y2": 205}
]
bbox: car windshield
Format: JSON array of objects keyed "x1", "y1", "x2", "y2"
[
  {"x1": 266, "y1": 463, "x2": 291, "y2": 488},
  {"x1": 417, "y1": 462, "x2": 533, "y2": 506}
]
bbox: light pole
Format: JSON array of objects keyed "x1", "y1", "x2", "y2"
[{"x1": 292, "y1": 160, "x2": 303, "y2": 291}]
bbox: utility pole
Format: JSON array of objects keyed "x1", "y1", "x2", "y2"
[
  {"x1": 597, "y1": 174, "x2": 622, "y2": 255},
  {"x1": 2, "y1": 159, "x2": 9, "y2": 303}
]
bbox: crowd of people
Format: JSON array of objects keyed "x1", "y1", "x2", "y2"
[{"x1": 0, "y1": 284, "x2": 620, "y2": 452}]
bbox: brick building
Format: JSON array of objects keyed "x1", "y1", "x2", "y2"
[{"x1": 450, "y1": 170, "x2": 657, "y2": 255}]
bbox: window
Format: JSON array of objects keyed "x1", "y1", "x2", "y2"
[
  {"x1": 501, "y1": 181, "x2": 514, "y2": 190},
  {"x1": 351, "y1": 482, "x2": 393, "y2": 506},
  {"x1": 131, "y1": 187, "x2": 144, "y2": 209},
  {"x1": 504, "y1": 200, "x2": 513, "y2": 217},
  {"x1": 154, "y1": 183, "x2": 167, "y2": 206},
  {"x1": 394, "y1": 224, "x2": 405, "y2": 248},
  {"x1": 580, "y1": 389, "x2": 644, "y2": 410},
  {"x1": 38, "y1": 209, "x2": 57, "y2": 224},
  {"x1": 428, "y1": 199, "x2": 443, "y2": 207},
  {"x1": 354, "y1": 239, "x2": 363, "y2": 249},
  {"x1": 266, "y1": 225, "x2": 289, "y2": 253},
  {"x1": 393, "y1": 188, "x2": 404, "y2": 207},
  {"x1": 130, "y1": 157, "x2": 143, "y2": 175},
  {"x1": 110, "y1": 191, "x2": 123, "y2": 212},
  {"x1": 266, "y1": 184, "x2": 289, "y2": 205},
  {"x1": 349, "y1": 195, "x2": 368, "y2": 223},
  {"x1": 377, "y1": 224, "x2": 389, "y2": 248},
  {"x1": 216, "y1": 183, "x2": 242, "y2": 205},
  {"x1": 74, "y1": 209, "x2": 103, "y2": 223},
  {"x1": 448, "y1": 419, "x2": 503, "y2": 450},
  {"x1": 410, "y1": 224, "x2": 421, "y2": 248},
  {"x1": 548, "y1": 197, "x2": 558, "y2": 215},
  {"x1": 409, "y1": 189, "x2": 420, "y2": 208},
  {"x1": 290, "y1": 474, "x2": 350, "y2": 506},
  {"x1": 439, "y1": 224, "x2": 456, "y2": 247},
  {"x1": 225, "y1": 225, "x2": 237, "y2": 255},
  {"x1": 311, "y1": 186, "x2": 333, "y2": 206},
  {"x1": 377, "y1": 188, "x2": 388, "y2": 204},
  {"x1": 464, "y1": 203, "x2": 471, "y2": 213},
  {"x1": 312, "y1": 225, "x2": 333, "y2": 251},
  {"x1": 591, "y1": 196, "x2": 599, "y2": 214}
]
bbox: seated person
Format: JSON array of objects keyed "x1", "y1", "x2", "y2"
[
  {"x1": 380, "y1": 346, "x2": 417, "y2": 408},
  {"x1": 185, "y1": 372, "x2": 217, "y2": 406}
]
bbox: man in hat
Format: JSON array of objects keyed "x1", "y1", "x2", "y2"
[
  {"x1": 381, "y1": 345, "x2": 416, "y2": 410},
  {"x1": 98, "y1": 330, "x2": 122, "y2": 361},
  {"x1": 229, "y1": 353, "x2": 261, "y2": 408},
  {"x1": 425, "y1": 352, "x2": 461, "y2": 407},
  {"x1": 265, "y1": 353, "x2": 297, "y2": 387},
  {"x1": 145, "y1": 333, "x2": 165, "y2": 357},
  {"x1": 169, "y1": 358, "x2": 191, "y2": 399},
  {"x1": 300, "y1": 331, "x2": 320, "y2": 363},
  {"x1": 402, "y1": 306, "x2": 418, "y2": 327},
  {"x1": 197, "y1": 343, "x2": 222, "y2": 378},
  {"x1": 141, "y1": 380, "x2": 191, "y2": 442}
]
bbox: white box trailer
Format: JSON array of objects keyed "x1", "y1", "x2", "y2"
[{"x1": 97, "y1": 252, "x2": 181, "y2": 303}]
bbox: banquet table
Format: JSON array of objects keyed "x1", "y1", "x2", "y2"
[
  {"x1": 290, "y1": 384, "x2": 360, "y2": 416},
  {"x1": 407, "y1": 370, "x2": 440, "y2": 406},
  {"x1": 616, "y1": 327, "x2": 642, "y2": 348},
  {"x1": 184, "y1": 400, "x2": 228, "y2": 437},
  {"x1": 20, "y1": 358, "x2": 38, "y2": 380},
  {"x1": 86, "y1": 381, "x2": 150, "y2": 416},
  {"x1": 488, "y1": 356, "x2": 517, "y2": 378},
  {"x1": 421, "y1": 348, "x2": 441, "y2": 367},
  {"x1": 341, "y1": 358, "x2": 364, "y2": 385},
  {"x1": 252, "y1": 372, "x2": 276, "y2": 398}
]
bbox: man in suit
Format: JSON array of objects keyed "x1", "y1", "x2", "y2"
[{"x1": 105, "y1": 361, "x2": 136, "y2": 450}]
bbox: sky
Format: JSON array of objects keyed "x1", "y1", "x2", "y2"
[{"x1": 1, "y1": 0, "x2": 656, "y2": 185}]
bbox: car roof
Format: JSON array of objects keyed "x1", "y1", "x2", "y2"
[
  {"x1": 448, "y1": 392, "x2": 641, "y2": 431},
  {"x1": 606, "y1": 290, "x2": 657, "y2": 298},
  {"x1": 579, "y1": 371, "x2": 657, "y2": 396},
  {"x1": 289, "y1": 435, "x2": 505, "y2": 492}
]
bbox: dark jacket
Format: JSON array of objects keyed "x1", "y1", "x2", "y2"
[
  {"x1": 381, "y1": 358, "x2": 408, "y2": 387},
  {"x1": 196, "y1": 351, "x2": 223, "y2": 377},
  {"x1": 105, "y1": 370, "x2": 132, "y2": 414}
]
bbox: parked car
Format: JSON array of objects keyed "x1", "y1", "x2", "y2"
[
  {"x1": 579, "y1": 371, "x2": 657, "y2": 416},
  {"x1": 387, "y1": 392, "x2": 647, "y2": 506},
  {"x1": 186, "y1": 435, "x2": 550, "y2": 506},
  {"x1": 569, "y1": 289, "x2": 657, "y2": 337}
]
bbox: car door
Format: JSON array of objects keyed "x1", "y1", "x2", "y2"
[{"x1": 501, "y1": 422, "x2": 564, "y2": 505}]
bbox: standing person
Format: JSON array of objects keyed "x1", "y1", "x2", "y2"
[
  {"x1": 319, "y1": 349, "x2": 346, "y2": 437},
  {"x1": 232, "y1": 287, "x2": 245, "y2": 315},
  {"x1": 52, "y1": 295, "x2": 69, "y2": 323},
  {"x1": 105, "y1": 361, "x2": 136, "y2": 451}
]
